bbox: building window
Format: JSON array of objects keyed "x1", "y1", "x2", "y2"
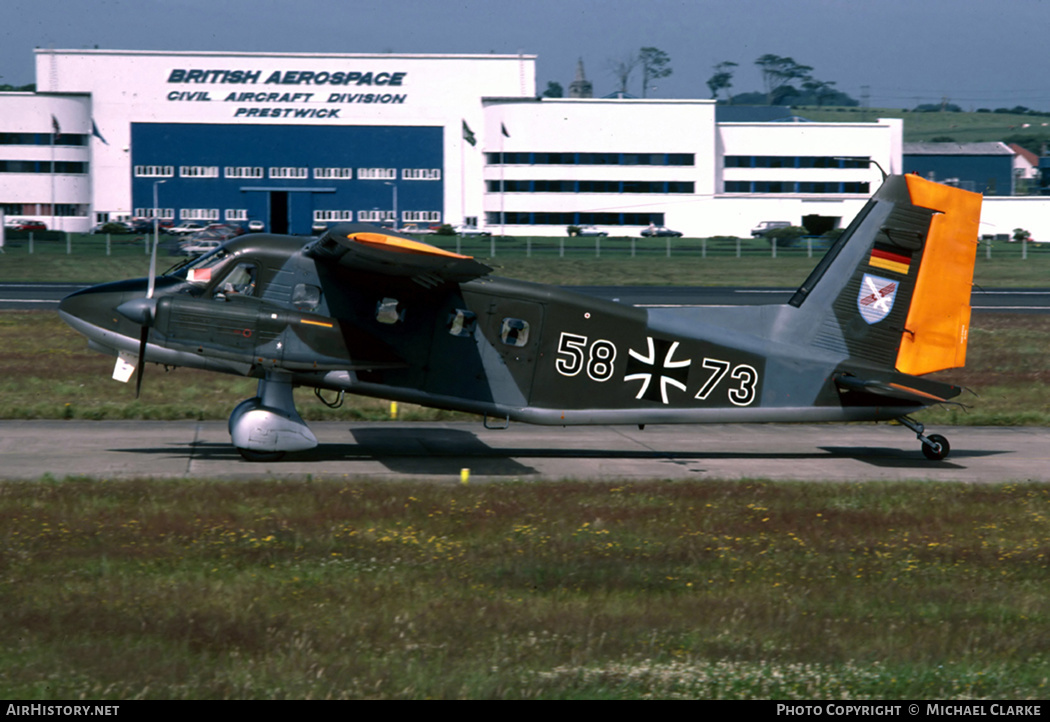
[
  {"x1": 134, "y1": 165, "x2": 174, "y2": 178},
  {"x1": 486, "y1": 180, "x2": 694, "y2": 194},
  {"x1": 314, "y1": 210, "x2": 354, "y2": 222},
  {"x1": 226, "y1": 209, "x2": 248, "y2": 221},
  {"x1": 269, "y1": 167, "x2": 308, "y2": 179},
  {"x1": 486, "y1": 152, "x2": 696, "y2": 166},
  {"x1": 134, "y1": 207, "x2": 175, "y2": 219},
  {"x1": 0, "y1": 161, "x2": 88, "y2": 174},
  {"x1": 402, "y1": 168, "x2": 441, "y2": 180},
  {"x1": 225, "y1": 166, "x2": 263, "y2": 179},
  {"x1": 180, "y1": 208, "x2": 219, "y2": 221},
  {"x1": 357, "y1": 210, "x2": 394, "y2": 223},
  {"x1": 358, "y1": 167, "x2": 396, "y2": 180},
  {"x1": 180, "y1": 166, "x2": 219, "y2": 178},
  {"x1": 314, "y1": 167, "x2": 354, "y2": 179},
  {"x1": 402, "y1": 210, "x2": 441, "y2": 223},
  {"x1": 0, "y1": 133, "x2": 88, "y2": 146}
]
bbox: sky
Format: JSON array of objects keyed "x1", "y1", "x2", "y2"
[{"x1": 4, "y1": 0, "x2": 1050, "y2": 110}]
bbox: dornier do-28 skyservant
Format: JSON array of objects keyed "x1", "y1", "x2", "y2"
[{"x1": 59, "y1": 174, "x2": 981, "y2": 462}]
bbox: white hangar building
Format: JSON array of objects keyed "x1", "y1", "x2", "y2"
[{"x1": 2, "y1": 48, "x2": 902, "y2": 236}]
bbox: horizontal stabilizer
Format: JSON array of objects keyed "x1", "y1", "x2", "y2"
[
  {"x1": 308, "y1": 223, "x2": 492, "y2": 284},
  {"x1": 834, "y1": 372, "x2": 962, "y2": 405}
]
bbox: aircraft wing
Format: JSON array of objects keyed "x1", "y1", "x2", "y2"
[{"x1": 307, "y1": 223, "x2": 493, "y2": 287}]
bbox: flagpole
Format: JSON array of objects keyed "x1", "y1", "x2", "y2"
[
  {"x1": 499, "y1": 126, "x2": 505, "y2": 238},
  {"x1": 460, "y1": 132, "x2": 466, "y2": 225},
  {"x1": 50, "y1": 120, "x2": 56, "y2": 231}
]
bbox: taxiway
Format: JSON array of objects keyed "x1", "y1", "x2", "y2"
[{"x1": 1, "y1": 421, "x2": 1045, "y2": 483}]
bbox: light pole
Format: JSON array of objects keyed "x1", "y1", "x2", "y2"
[
  {"x1": 149, "y1": 180, "x2": 166, "y2": 298},
  {"x1": 384, "y1": 181, "x2": 398, "y2": 229}
]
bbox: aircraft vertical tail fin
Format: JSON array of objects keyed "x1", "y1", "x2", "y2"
[{"x1": 789, "y1": 174, "x2": 982, "y2": 375}]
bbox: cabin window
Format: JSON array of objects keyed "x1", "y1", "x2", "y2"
[
  {"x1": 215, "y1": 262, "x2": 257, "y2": 297},
  {"x1": 292, "y1": 283, "x2": 322, "y2": 310},
  {"x1": 447, "y1": 309, "x2": 477, "y2": 337},
  {"x1": 500, "y1": 318, "x2": 530, "y2": 347},
  {"x1": 376, "y1": 297, "x2": 403, "y2": 325}
]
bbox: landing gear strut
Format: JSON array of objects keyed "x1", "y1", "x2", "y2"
[
  {"x1": 228, "y1": 372, "x2": 318, "y2": 462},
  {"x1": 897, "y1": 416, "x2": 950, "y2": 461}
]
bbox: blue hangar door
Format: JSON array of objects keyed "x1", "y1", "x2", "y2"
[{"x1": 130, "y1": 123, "x2": 444, "y2": 235}]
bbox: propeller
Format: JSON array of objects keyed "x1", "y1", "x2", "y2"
[
  {"x1": 116, "y1": 227, "x2": 162, "y2": 398},
  {"x1": 135, "y1": 324, "x2": 150, "y2": 398}
]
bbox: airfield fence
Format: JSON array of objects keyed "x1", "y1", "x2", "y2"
[{"x1": 4, "y1": 231, "x2": 1050, "y2": 262}]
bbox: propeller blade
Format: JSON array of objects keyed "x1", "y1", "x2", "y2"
[
  {"x1": 134, "y1": 324, "x2": 149, "y2": 398},
  {"x1": 146, "y1": 229, "x2": 159, "y2": 299}
]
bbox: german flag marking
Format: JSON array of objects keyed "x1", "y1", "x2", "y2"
[{"x1": 869, "y1": 247, "x2": 911, "y2": 275}]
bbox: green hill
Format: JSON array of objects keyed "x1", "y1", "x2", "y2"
[{"x1": 792, "y1": 106, "x2": 1050, "y2": 154}]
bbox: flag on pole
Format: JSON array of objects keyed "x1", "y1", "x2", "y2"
[
  {"x1": 501, "y1": 122, "x2": 510, "y2": 138},
  {"x1": 50, "y1": 114, "x2": 61, "y2": 139},
  {"x1": 91, "y1": 119, "x2": 109, "y2": 145},
  {"x1": 462, "y1": 120, "x2": 476, "y2": 147}
]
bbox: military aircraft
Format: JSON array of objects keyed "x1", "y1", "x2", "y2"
[{"x1": 59, "y1": 174, "x2": 981, "y2": 462}]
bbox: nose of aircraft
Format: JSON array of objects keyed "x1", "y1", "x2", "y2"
[{"x1": 58, "y1": 279, "x2": 149, "y2": 343}]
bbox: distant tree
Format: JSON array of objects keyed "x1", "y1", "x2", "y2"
[
  {"x1": 639, "y1": 47, "x2": 672, "y2": 98},
  {"x1": 755, "y1": 54, "x2": 812, "y2": 104},
  {"x1": 608, "y1": 52, "x2": 639, "y2": 95},
  {"x1": 706, "y1": 61, "x2": 737, "y2": 102},
  {"x1": 542, "y1": 81, "x2": 564, "y2": 98},
  {"x1": 801, "y1": 77, "x2": 837, "y2": 107},
  {"x1": 914, "y1": 103, "x2": 962, "y2": 113}
]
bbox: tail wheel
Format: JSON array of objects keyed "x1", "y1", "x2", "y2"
[{"x1": 922, "y1": 434, "x2": 950, "y2": 461}]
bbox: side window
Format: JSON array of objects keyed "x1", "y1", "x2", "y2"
[
  {"x1": 214, "y1": 262, "x2": 257, "y2": 298},
  {"x1": 376, "y1": 297, "x2": 403, "y2": 325},
  {"x1": 500, "y1": 318, "x2": 530, "y2": 347},
  {"x1": 292, "y1": 283, "x2": 322, "y2": 311},
  {"x1": 447, "y1": 309, "x2": 477, "y2": 337}
]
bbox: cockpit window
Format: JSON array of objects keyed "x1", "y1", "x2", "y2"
[
  {"x1": 214, "y1": 262, "x2": 257, "y2": 297},
  {"x1": 168, "y1": 248, "x2": 231, "y2": 284}
]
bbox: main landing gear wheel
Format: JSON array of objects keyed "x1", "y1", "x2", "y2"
[
  {"x1": 921, "y1": 434, "x2": 950, "y2": 462},
  {"x1": 237, "y1": 448, "x2": 287, "y2": 463}
]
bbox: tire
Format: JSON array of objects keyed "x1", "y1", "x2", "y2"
[
  {"x1": 922, "y1": 434, "x2": 950, "y2": 461},
  {"x1": 237, "y1": 447, "x2": 287, "y2": 463}
]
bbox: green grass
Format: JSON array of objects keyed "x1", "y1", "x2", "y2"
[
  {"x1": 3, "y1": 477, "x2": 1049, "y2": 698},
  {"x1": 4, "y1": 232, "x2": 1050, "y2": 286},
  {"x1": 795, "y1": 106, "x2": 1050, "y2": 149},
  {"x1": 3, "y1": 309, "x2": 1048, "y2": 424}
]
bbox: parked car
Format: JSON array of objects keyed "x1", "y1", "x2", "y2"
[
  {"x1": 399, "y1": 223, "x2": 436, "y2": 235},
  {"x1": 168, "y1": 221, "x2": 207, "y2": 236},
  {"x1": 640, "y1": 224, "x2": 683, "y2": 238},
  {"x1": 750, "y1": 220, "x2": 791, "y2": 238},
  {"x1": 6, "y1": 219, "x2": 47, "y2": 232},
  {"x1": 91, "y1": 221, "x2": 133, "y2": 234},
  {"x1": 247, "y1": 220, "x2": 265, "y2": 232},
  {"x1": 204, "y1": 223, "x2": 245, "y2": 237},
  {"x1": 178, "y1": 238, "x2": 222, "y2": 256},
  {"x1": 452, "y1": 224, "x2": 491, "y2": 237},
  {"x1": 574, "y1": 225, "x2": 608, "y2": 237},
  {"x1": 128, "y1": 218, "x2": 173, "y2": 234}
]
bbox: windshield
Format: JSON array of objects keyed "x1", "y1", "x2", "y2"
[{"x1": 165, "y1": 247, "x2": 232, "y2": 284}]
